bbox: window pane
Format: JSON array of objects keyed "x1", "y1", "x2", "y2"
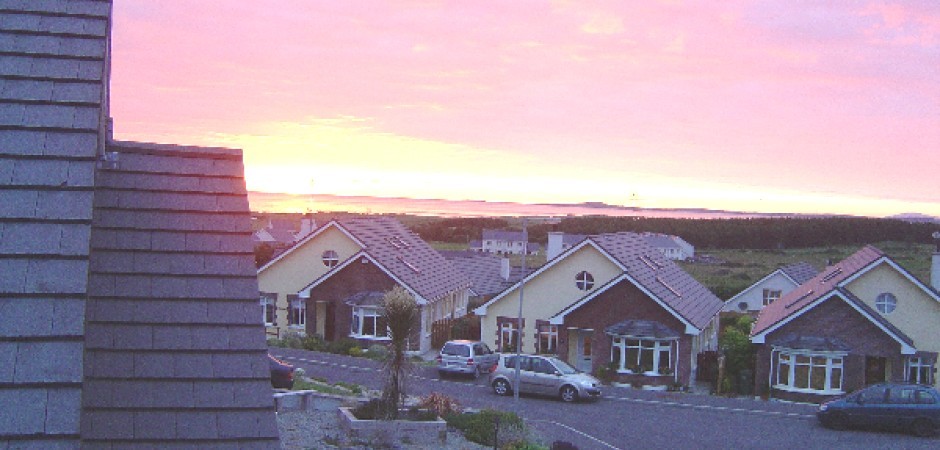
[
  {"x1": 796, "y1": 355, "x2": 811, "y2": 365},
  {"x1": 831, "y1": 368, "x2": 842, "y2": 390},
  {"x1": 658, "y1": 349, "x2": 671, "y2": 370},
  {"x1": 810, "y1": 366, "x2": 826, "y2": 390},
  {"x1": 639, "y1": 348, "x2": 653, "y2": 371},
  {"x1": 351, "y1": 312, "x2": 360, "y2": 334},
  {"x1": 362, "y1": 316, "x2": 376, "y2": 336},
  {"x1": 376, "y1": 316, "x2": 388, "y2": 337},
  {"x1": 794, "y1": 364, "x2": 809, "y2": 389},
  {"x1": 779, "y1": 360, "x2": 790, "y2": 385},
  {"x1": 626, "y1": 348, "x2": 639, "y2": 368}
]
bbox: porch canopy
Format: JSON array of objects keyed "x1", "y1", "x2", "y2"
[
  {"x1": 344, "y1": 291, "x2": 386, "y2": 308},
  {"x1": 769, "y1": 334, "x2": 850, "y2": 352},
  {"x1": 605, "y1": 319, "x2": 680, "y2": 340}
]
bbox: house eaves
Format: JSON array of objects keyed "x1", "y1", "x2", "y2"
[
  {"x1": 751, "y1": 288, "x2": 915, "y2": 354},
  {"x1": 473, "y1": 238, "x2": 626, "y2": 315},
  {"x1": 296, "y1": 250, "x2": 427, "y2": 305},
  {"x1": 549, "y1": 273, "x2": 701, "y2": 334},
  {"x1": 723, "y1": 268, "x2": 788, "y2": 306},
  {"x1": 257, "y1": 220, "x2": 365, "y2": 274}
]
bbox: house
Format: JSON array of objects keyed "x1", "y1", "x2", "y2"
[
  {"x1": 0, "y1": 2, "x2": 278, "y2": 446},
  {"x1": 641, "y1": 233, "x2": 695, "y2": 261},
  {"x1": 546, "y1": 232, "x2": 588, "y2": 260},
  {"x1": 474, "y1": 232, "x2": 723, "y2": 388},
  {"x1": 439, "y1": 251, "x2": 531, "y2": 307},
  {"x1": 750, "y1": 245, "x2": 940, "y2": 403},
  {"x1": 722, "y1": 262, "x2": 818, "y2": 313},
  {"x1": 258, "y1": 217, "x2": 471, "y2": 353},
  {"x1": 481, "y1": 229, "x2": 532, "y2": 255},
  {"x1": 252, "y1": 214, "x2": 316, "y2": 249}
]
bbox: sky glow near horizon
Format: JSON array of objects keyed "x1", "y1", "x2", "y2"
[{"x1": 109, "y1": 1, "x2": 940, "y2": 217}]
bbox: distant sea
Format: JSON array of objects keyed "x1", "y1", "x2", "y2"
[{"x1": 248, "y1": 192, "x2": 794, "y2": 219}]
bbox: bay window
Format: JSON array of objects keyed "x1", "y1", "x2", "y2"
[
  {"x1": 906, "y1": 357, "x2": 934, "y2": 385},
  {"x1": 611, "y1": 337, "x2": 672, "y2": 374},
  {"x1": 350, "y1": 306, "x2": 388, "y2": 339},
  {"x1": 775, "y1": 350, "x2": 844, "y2": 393}
]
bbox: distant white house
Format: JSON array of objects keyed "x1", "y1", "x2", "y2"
[
  {"x1": 641, "y1": 233, "x2": 695, "y2": 261},
  {"x1": 481, "y1": 229, "x2": 534, "y2": 255},
  {"x1": 722, "y1": 262, "x2": 818, "y2": 313}
]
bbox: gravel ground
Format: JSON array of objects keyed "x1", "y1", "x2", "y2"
[{"x1": 277, "y1": 407, "x2": 490, "y2": 449}]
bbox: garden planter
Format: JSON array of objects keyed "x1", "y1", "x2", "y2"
[{"x1": 337, "y1": 406, "x2": 447, "y2": 446}]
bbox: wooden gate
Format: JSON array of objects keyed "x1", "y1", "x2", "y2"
[{"x1": 431, "y1": 315, "x2": 482, "y2": 349}]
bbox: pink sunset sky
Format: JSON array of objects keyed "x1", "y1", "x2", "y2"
[{"x1": 109, "y1": 1, "x2": 940, "y2": 217}]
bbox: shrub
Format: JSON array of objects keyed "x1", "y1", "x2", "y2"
[
  {"x1": 302, "y1": 334, "x2": 327, "y2": 351},
  {"x1": 593, "y1": 362, "x2": 617, "y2": 385},
  {"x1": 366, "y1": 344, "x2": 389, "y2": 361},
  {"x1": 417, "y1": 392, "x2": 462, "y2": 417},
  {"x1": 445, "y1": 409, "x2": 524, "y2": 447},
  {"x1": 348, "y1": 346, "x2": 364, "y2": 357},
  {"x1": 280, "y1": 332, "x2": 306, "y2": 349},
  {"x1": 327, "y1": 337, "x2": 359, "y2": 355}
]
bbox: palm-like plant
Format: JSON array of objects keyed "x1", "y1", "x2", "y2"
[{"x1": 379, "y1": 286, "x2": 418, "y2": 419}]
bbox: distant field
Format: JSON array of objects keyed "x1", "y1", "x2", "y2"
[
  {"x1": 433, "y1": 240, "x2": 935, "y2": 301},
  {"x1": 679, "y1": 241, "x2": 934, "y2": 300}
]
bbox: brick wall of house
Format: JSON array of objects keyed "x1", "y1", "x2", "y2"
[
  {"x1": 560, "y1": 280, "x2": 695, "y2": 386},
  {"x1": 753, "y1": 295, "x2": 904, "y2": 403},
  {"x1": 307, "y1": 259, "x2": 421, "y2": 350}
]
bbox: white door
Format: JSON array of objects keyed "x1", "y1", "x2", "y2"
[{"x1": 576, "y1": 331, "x2": 593, "y2": 372}]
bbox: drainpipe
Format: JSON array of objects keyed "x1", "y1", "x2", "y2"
[
  {"x1": 767, "y1": 348, "x2": 777, "y2": 401},
  {"x1": 675, "y1": 340, "x2": 679, "y2": 385}
]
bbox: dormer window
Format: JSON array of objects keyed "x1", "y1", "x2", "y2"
[
  {"x1": 875, "y1": 293, "x2": 897, "y2": 314},
  {"x1": 322, "y1": 250, "x2": 339, "y2": 268}
]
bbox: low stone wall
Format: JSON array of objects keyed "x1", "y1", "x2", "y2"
[
  {"x1": 273, "y1": 390, "x2": 346, "y2": 412},
  {"x1": 337, "y1": 406, "x2": 448, "y2": 446}
]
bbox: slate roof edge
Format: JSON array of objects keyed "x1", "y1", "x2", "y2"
[
  {"x1": 108, "y1": 140, "x2": 243, "y2": 158},
  {"x1": 296, "y1": 250, "x2": 428, "y2": 305}
]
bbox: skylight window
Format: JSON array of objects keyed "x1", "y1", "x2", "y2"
[
  {"x1": 821, "y1": 268, "x2": 843, "y2": 282},
  {"x1": 397, "y1": 255, "x2": 421, "y2": 274},
  {"x1": 785, "y1": 290, "x2": 815, "y2": 309},
  {"x1": 656, "y1": 276, "x2": 682, "y2": 297}
]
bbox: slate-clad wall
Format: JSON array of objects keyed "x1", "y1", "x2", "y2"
[
  {"x1": 0, "y1": 0, "x2": 110, "y2": 447},
  {"x1": 83, "y1": 142, "x2": 280, "y2": 447}
]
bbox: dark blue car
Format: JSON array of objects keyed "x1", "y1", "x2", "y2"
[{"x1": 817, "y1": 383, "x2": 940, "y2": 437}]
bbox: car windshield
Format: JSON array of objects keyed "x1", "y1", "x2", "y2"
[{"x1": 550, "y1": 358, "x2": 578, "y2": 375}]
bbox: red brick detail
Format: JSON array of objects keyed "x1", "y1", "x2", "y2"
[
  {"x1": 561, "y1": 279, "x2": 693, "y2": 385},
  {"x1": 753, "y1": 295, "x2": 905, "y2": 403}
]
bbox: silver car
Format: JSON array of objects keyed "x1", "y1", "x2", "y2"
[
  {"x1": 437, "y1": 340, "x2": 498, "y2": 378},
  {"x1": 489, "y1": 354, "x2": 601, "y2": 402}
]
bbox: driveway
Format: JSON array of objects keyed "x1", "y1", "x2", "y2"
[{"x1": 271, "y1": 348, "x2": 939, "y2": 449}]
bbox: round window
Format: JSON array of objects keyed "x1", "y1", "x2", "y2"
[
  {"x1": 322, "y1": 250, "x2": 339, "y2": 268},
  {"x1": 875, "y1": 293, "x2": 897, "y2": 314},
  {"x1": 575, "y1": 271, "x2": 594, "y2": 291}
]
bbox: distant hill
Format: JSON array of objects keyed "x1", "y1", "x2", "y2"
[{"x1": 889, "y1": 213, "x2": 940, "y2": 224}]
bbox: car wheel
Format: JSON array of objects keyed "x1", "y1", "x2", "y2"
[
  {"x1": 493, "y1": 379, "x2": 511, "y2": 396},
  {"x1": 911, "y1": 418, "x2": 935, "y2": 438},
  {"x1": 560, "y1": 385, "x2": 579, "y2": 403},
  {"x1": 824, "y1": 412, "x2": 847, "y2": 431}
]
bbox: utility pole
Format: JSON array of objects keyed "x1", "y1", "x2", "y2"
[{"x1": 513, "y1": 219, "x2": 527, "y2": 404}]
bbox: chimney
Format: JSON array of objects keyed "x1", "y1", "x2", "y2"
[
  {"x1": 547, "y1": 232, "x2": 564, "y2": 260},
  {"x1": 297, "y1": 215, "x2": 316, "y2": 239},
  {"x1": 500, "y1": 257, "x2": 511, "y2": 281}
]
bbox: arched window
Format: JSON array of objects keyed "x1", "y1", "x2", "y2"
[
  {"x1": 575, "y1": 271, "x2": 594, "y2": 291},
  {"x1": 875, "y1": 293, "x2": 897, "y2": 314}
]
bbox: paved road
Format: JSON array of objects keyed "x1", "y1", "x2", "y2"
[{"x1": 271, "y1": 348, "x2": 939, "y2": 449}]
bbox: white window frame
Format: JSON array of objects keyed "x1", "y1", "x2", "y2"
[
  {"x1": 875, "y1": 292, "x2": 897, "y2": 314},
  {"x1": 537, "y1": 324, "x2": 559, "y2": 354},
  {"x1": 322, "y1": 249, "x2": 339, "y2": 268},
  {"x1": 611, "y1": 337, "x2": 672, "y2": 375},
  {"x1": 499, "y1": 321, "x2": 519, "y2": 352},
  {"x1": 288, "y1": 297, "x2": 305, "y2": 328},
  {"x1": 905, "y1": 357, "x2": 934, "y2": 385},
  {"x1": 575, "y1": 271, "x2": 594, "y2": 291},
  {"x1": 762, "y1": 289, "x2": 782, "y2": 306},
  {"x1": 774, "y1": 350, "x2": 845, "y2": 394},
  {"x1": 260, "y1": 294, "x2": 276, "y2": 326},
  {"x1": 350, "y1": 306, "x2": 389, "y2": 340}
]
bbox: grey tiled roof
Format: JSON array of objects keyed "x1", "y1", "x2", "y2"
[
  {"x1": 84, "y1": 141, "x2": 279, "y2": 446},
  {"x1": 338, "y1": 217, "x2": 471, "y2": 301},
  {"x1": 440, "y1": 251, "x2": 510, "y2": 297},
  {"x1": 482, "y1": 229, "x2": 527, "y2": 241},
  {"x1": 779, "y1": 261, "x2": 818, "y2": 285},
  {"x1": 589, "y1": 232, "x2": 723, "y2": 330},
  {"x1": 640, "y1": 233, "x2": 681, "y2": 249},
  {"x1": 0, "y1": 1, "x2": 108, "y2": 445}
]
